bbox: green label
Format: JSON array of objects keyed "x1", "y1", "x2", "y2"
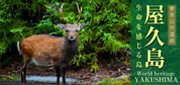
[{"x1": 131, "y1": 0, "x2": 180, "y2": 84}]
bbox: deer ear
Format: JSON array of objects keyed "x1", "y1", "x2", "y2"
[
  {"x1": 79, "y1": 23, "x2": 85, "y2": 30},
  {"x1": 58, "y1": 24, "x2": 66, "y2": 30}
]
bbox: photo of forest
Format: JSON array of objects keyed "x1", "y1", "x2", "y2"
[{"x1": 0, "y1": 0, "x2": 131, "y2": 84}]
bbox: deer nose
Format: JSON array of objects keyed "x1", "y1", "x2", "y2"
[{"x1": 70, "y1": 35, "x2": 74, "y2": 39}]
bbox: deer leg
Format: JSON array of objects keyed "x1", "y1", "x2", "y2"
[
  {"x1": 21, "y1": 63, "x2": 27, "y2": 85},
  {"x1": 21, "y1": 55, "x2": 31, "y2": 85},
  {"x1": 62, "y1": 67, "x2": 66, "y2": 85},
  {"x1": 54, "y1": 65, "x2": 61, "y2": 85},
  {"x1": 20, "y1": 63, "x2": 24, "y2": 83},
  {"x1": 23, "y1": 65, "x2": 27, "y2": 84}
]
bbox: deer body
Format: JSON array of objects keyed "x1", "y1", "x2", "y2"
[
  {"x1": 19, "y1": 34, "x2": 78, "y2": 66},
  {"x1": 18, "y1": 2, "x2": 85, "y2": 85}
]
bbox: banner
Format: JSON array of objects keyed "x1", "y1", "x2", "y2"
[{"x1": 131, "y1": 0, "x2": 180, "y2": 84}]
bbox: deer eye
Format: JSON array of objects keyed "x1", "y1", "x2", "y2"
[
  {"x1": 65, "y1": 30, "x2": 69, "y2": 32},
  {"x1": 75, "y1": 30, "x2": 79, "y2": 32}
]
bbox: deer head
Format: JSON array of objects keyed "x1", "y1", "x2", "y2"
[{"x1": 58, "y1": 2, "x2": 85, "y2": 41}]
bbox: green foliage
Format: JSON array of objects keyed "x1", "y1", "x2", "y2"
[
  {"x1": 73, "y1": 0, "x2": 131, "y2": 72},
  {"x1": 0, "y1": 0, "x2": 131, "y2": 71},
  {"x1": 95, "y1": 75, "x2": 131, "y2": 85},
  {"x1": 0, "y1": 0, "x2": 48, "y2": 66}
]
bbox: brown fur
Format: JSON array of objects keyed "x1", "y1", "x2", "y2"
[
  {"x1": 19, "y1": 23, "x2": 85, "y2": 85},
  {"x1": 19, "y1": 3, "x2": 85, "y2": 84},
  {"x1": 20, "y1": 34, "x2": 65, "y2": 66}
]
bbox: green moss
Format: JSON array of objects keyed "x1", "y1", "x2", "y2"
[
  {"x1": 0, "y1": 74, "x2": 20, "y2": 81},
  {"x1": 96, "y1": 75, "x2": 131, "y2": 85}
]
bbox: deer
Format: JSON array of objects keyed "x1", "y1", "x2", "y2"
[{"x1": 17, "y1": 2, "x2": 85, "y2": 85}]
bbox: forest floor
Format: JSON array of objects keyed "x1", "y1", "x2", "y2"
[{"x1": 0, "y1": 54, "x2": 131, "y2": 84}]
